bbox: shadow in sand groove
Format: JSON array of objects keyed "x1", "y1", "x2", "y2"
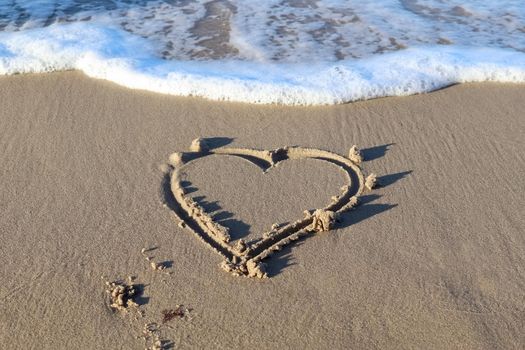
[{"x1": 161, "y1": 137, "x2": 410, "y2": 277}]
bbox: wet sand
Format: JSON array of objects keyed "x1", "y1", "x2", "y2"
[{"x1": 0, "y1": 72, "x2": 524, "y2": 349}]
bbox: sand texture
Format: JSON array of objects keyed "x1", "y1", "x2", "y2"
[
  {"x1": 168, "y1": 142, "x2": 371, "y2": 278},
  {"x1": 0, "y1": 72, "x2": 524, "y2": 349}
]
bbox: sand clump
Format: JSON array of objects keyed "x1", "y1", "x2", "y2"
[
  {"x1": 150, "y1": 261, "x2": 166, "y2": 271},
  {"x1": 234, "y1": 239, "x2": 247, "y2": 253},
  {"x1": 365, "y1": 173, "x2": 377, "y2": 190},
  {"x1": 106, "y1": 281, "x2": 139, "y2": 311},
  {"x1": 189, "y1": 138, "x2": 209, "y2": 152},
  {"x1": 167, "y1": 141, "x2": 376, "y2": 278},
  {"x1": 220, "y1": 260, "x2": 268, "y2": 278},
  {"x1": 348, "y1": 145, "x2": 363, "y2": 164},
  {"x1": 140, "y1": 247, "x2": 172, "y2": 273},
  {"x1": 105, "y1": 255, "x2": 181, "y2": 348},
  {"x1": 168, "y1": 152, "x2": 183, "y2": 167},
  {"x1": 309, "y1": 209, "x2": 338, "y2": 232},
  {"x1": 141, "y1": 323, "x2": 173, "y2": 350},
  {"x1": 246, "y1": 260, "x2": 267, "y2": 278}
]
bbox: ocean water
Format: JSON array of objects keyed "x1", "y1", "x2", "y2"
[{"x1": 0, "y1": 0, "x2": 524, "y2": 105}]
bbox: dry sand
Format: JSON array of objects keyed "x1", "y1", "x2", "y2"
[{"x1": 0, "y1": 72, "x2": 524, "y2": 349}]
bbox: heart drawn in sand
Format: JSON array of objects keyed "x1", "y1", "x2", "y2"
[{"x1": 166, "y1": 139, "x2": 377, "y2": 278}]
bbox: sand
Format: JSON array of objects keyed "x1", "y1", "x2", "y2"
[
  {"x1": 0, "y1": 72, "x2": 524, "y2": 349},
  {"x1": 169, "y1": 142, "x2": 371, "y2": 278}
]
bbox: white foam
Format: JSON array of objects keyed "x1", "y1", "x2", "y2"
[
  {"x1": 1, "y1": 23, "x2": 525, "y2": 105},
  {"x1": 2, "y1": 1, "x2": 525, "y2": 62}
]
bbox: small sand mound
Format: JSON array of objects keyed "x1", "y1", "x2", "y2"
[
  {"x1": 168, "y1": 152, "x2": 183, "y2": 166},
  {"x1": 348, "y1": 145, "x2": 363, "y2": 164},
  {"x1": 365, "y1": 173, "x2": 377, "y2": 190},
  {"x1": 106, "y1": 281, "x2": 139, "y2": 311},
  {"x1": 309, "y1": 209, "x2": 338, "y2": 232},
  {"x1": 190, "y1": 138, "x2": 209, "y2": 152},
  {"x1": 246, "y1": 260, "x2": 267, "y2": 278}
]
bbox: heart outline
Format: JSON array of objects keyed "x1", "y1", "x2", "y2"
[{"x1": 167, "y1": 140, "x2": 374, "y2": 278}]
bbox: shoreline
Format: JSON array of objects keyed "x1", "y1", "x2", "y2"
[
  {"x1": 1, "y1": 72, "x2": 524, "y2": 349},
  {"x1": 2, "y1": 23, "x2": 525, "y2": 105}
]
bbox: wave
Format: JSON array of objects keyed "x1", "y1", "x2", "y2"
[{"x1": 1, "y1": 23, "x2": 525, "y2": 105}]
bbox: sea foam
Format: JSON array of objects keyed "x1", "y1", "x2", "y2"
[{"x1": 1, "y1": 23, "x2": 525, "y2": 105}]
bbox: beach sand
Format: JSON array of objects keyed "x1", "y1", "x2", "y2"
[{"x1": 0, "y1": 72, "x2": 524, "y2": 349}]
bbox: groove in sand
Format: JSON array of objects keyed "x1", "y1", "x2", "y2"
[{"x1": 166, "y1": 139, "x2": 376, "y2": 278}]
